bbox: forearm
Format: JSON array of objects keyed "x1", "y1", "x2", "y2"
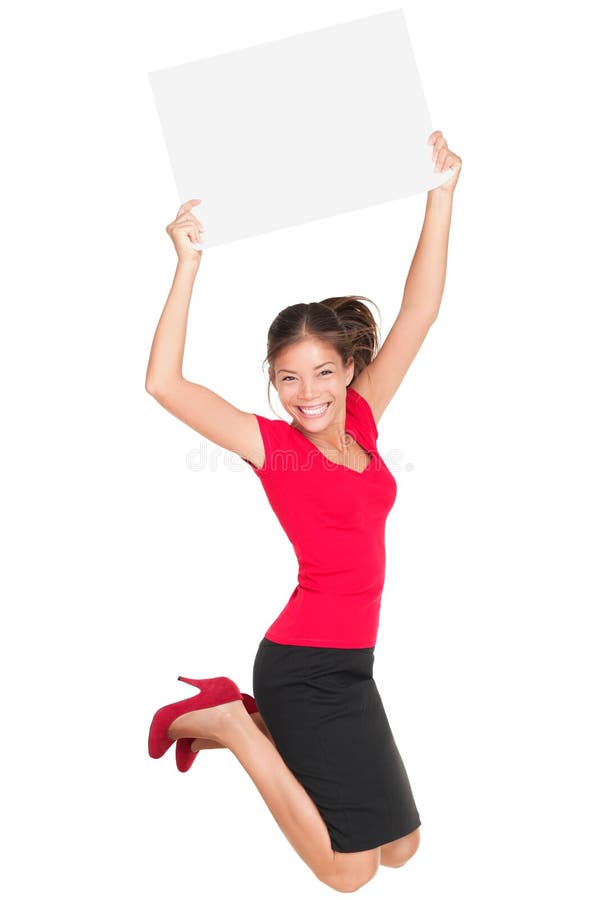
[
  {"x1": 401, "y1": 190, "x2": 453, "y2": 321},
  {"x1": 145, "y1": 257, "x2": 200, "y2": 392}
]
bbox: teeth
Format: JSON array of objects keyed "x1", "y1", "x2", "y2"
[{"x1": 299, "y1": 403, "x2": 329, "y2": 416}]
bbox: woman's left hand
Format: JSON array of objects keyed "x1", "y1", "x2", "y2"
[{"x1": 427, "y1": 130, "x2": 462, "y2": 195}]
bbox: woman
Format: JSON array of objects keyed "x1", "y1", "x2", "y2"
[{"x1": 147, "y1": 130, "x2": 461, "y2": 892}]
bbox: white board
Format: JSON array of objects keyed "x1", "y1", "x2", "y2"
[{"x1": 148, "y1": 9, "x2": 453, "y2": 248}]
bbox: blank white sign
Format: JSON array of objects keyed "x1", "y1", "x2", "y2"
[{"x1": 148, "y1": 9, "x2": 452, "y2": 249}]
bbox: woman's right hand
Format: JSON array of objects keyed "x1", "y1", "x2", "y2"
[{"x1": 166, "y1": 199, "x2": 205, "y2": 263}]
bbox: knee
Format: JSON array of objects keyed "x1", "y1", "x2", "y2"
[
  {"x1": 329, "y1": 882, "x2": 366, "y2": 894},
  {"x1": 319, "y1": 856, "x2": 379, "y2": 893},
  {"x1": 323, "y1": 871, "x2": 377, "y2": 894},
  {"x1": 380, "y1": 826, "x2": 421, "y2": 868}
]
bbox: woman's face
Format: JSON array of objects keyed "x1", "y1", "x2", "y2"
[{"x1": 270, "y1": 339, "x2": 354, "y2": 431}]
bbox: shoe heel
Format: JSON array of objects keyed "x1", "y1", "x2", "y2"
[{"x1": 177, "y1": 675, "x2": 206, "y2": 689}]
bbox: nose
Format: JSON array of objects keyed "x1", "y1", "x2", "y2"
[{"x1": 297, "y1": 385, "x2": 321, "y2": 402}]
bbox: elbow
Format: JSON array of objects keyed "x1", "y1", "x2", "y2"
[
  {"x1": 145, "y1": 379, "x2": 164, "y2": 397},
  {"x1": 145, "y1": 376, "x2": 181, "y2": 397}
]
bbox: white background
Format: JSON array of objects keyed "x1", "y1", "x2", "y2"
[{"x1": 2, "y1": 2, "x2": 598, "y2": 898}]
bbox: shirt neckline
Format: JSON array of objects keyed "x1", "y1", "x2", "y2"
[{"x1": 289, "y1": 391, "x2": 374, "y2": 476}]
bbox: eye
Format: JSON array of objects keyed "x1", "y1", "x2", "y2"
[{"x1": 281, "y1": 370, "x2": 332, "y2": 382}]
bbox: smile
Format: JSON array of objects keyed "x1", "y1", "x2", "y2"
[{"x1": 296, "y1": 402, "x2": 332, "y2": 418}]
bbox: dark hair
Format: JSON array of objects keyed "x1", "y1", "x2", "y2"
[{"x1": 261, "y1": 295, "x2": 381, "y2": 416}]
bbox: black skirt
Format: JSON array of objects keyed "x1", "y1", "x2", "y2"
[{"x1": 252, "y1": 636, "x2": 421, "y2": 853}]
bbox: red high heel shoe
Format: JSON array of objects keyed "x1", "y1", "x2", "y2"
[
  {"x1": 175, "y1": 691, "x2": 258, "y2": 773},
  {"x1": 148, "y1": 675, "x2": 243, "y2": 760}
]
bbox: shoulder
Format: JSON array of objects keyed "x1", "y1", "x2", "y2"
[
  {"x1": 346, "y1": 387, "x2": 379, "y2": 441},
  {"x1": 242, "y1": 413, "x2": 296, "y2": 476}
]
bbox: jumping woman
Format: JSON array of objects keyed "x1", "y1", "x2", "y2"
[{"x1": 146, "y1": 129, "x2": 461, "y2": 893}]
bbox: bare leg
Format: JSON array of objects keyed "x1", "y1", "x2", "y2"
[
  {"x1": 168, "y1": 700, "x2": 381, "y2": 892},
  {"x1": 189, "y1": 710, "x2": 275, "y2": 751},
  {"x1": 379, "y1": 829, "x2": 421, "y2": 867}
]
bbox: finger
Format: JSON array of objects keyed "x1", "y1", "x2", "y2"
[
  {"x1": 427, "y1": 130, "x2": 441, "y2": 145},
  {"x1": 176, "y1": 212, "x2": 205, "y2": 229},
  {"x1": 435, "y1": 150, "x2": 449, "y2": 171},
  {"x1": 432, "y1": 137, "x2": 447, "y2": 166},
  {"x1": 441, "y1": 153, "x2": 456, "y2": 172},
  {"x1": 187, "y1": 222, "x2": 204, "y2": 239},
  {"x1": 176, "y1": 198, "x2": 202, "y2": 217},
  {"x1": 182, "y1": 211, "x2": 205, "y2": 227},
  {"x1": 175, "y1": 212, "x2": 197, "y2": 225},
  {"x1": 178, "y1": 198, "x2": 201, "y2": 213},
  {"x1": 166, "y1": 212, "x2": 206, "y2": 236},
  {"x1": 179, "y1": 220, "x2": 205, "y2": 234}
]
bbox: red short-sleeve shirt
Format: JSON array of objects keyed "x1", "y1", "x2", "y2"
[{"x1": 243, "y1": 387, "x2": 397, "y2": 648}]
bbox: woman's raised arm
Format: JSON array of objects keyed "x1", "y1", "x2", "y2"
[
  {"x1": 145, "y1": 199, "x2": 204, "y2": 393},
  {"x1": 351, "y1": 130, "x2": 462, "y2": 424},
  {"x1": 145, "y1": 199, "x2": 265, "y2": 469}
]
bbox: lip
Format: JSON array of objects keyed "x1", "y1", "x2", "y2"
[{"x1": 295, "y1": 401, "x2": 332, "y2": 418}]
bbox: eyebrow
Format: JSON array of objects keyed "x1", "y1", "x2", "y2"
[{"x1": 277, "y1": 360, "x2": 336, "y2": 375}]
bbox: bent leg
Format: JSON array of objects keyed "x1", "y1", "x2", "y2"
[{"x1": 172, "y1": 702, "x2": 380, "y2": 891}]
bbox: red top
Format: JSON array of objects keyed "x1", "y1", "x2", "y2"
[{"x1": 243, "y1": 387, "x2": 397, "y2": 648}]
